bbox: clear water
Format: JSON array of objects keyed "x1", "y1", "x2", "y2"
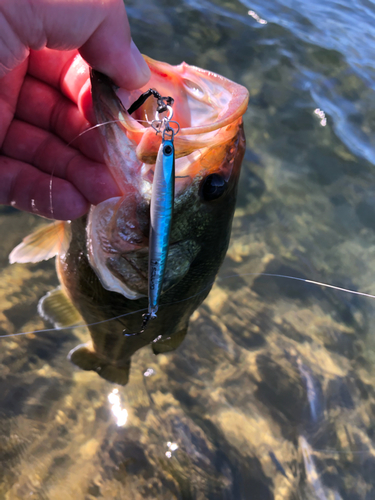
[{"x1": 1, "y1": 1, "x2": 375, "y2": 498}]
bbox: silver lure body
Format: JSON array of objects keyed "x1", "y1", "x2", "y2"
[{"x1": 148, "y1": 139, "x2": 175, "y2": 318}]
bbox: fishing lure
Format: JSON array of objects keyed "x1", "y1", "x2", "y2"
[
  {"x1": 147, "y1": 117, "x2": 176, "y2": 321},
  {"x1": 125, "y1": 91, "x2": 180, "y2": 335}
]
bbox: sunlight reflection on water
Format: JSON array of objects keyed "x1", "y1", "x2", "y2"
[{"x1": 108, "y1": 388, "x2": 128, "y2": 427}]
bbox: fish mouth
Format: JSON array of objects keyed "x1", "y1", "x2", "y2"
[
  {"x1": 88, "y1": 59, "x2": 248, "y2": 301},
  {"x1": 90, "y1": 57, "x2": 249, "y2": 197}
]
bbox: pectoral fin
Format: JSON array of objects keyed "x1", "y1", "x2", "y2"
[
  {"x1": 68, "y1": 344, "x2": 131, "y2": 385},
  {"x1": 9, "y1": 221, "x2": 71, "y2": 264},
  {"x1": 38, "y1": 287, "x2": 82, "y2": 329},
  {"x1": 152, "y1": 327, "x2": 188, "y2": 354}
]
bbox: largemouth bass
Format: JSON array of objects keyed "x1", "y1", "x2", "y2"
[{"x1": 10, "y1": 57, "x2": 248, "y2": 385}]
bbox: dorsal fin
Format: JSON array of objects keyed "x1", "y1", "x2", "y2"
[{"x1": 9, "y1": 221, "x2": 71, "y2": 264}]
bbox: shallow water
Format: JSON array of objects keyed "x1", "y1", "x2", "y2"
[{"x1": 1, "y1": 1, "x2": 375, "y2": 499}]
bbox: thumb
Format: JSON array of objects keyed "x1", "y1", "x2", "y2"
[
  {"x1": 78, "y1": 1, "x2": 151, "y2": 89},
  {"x1": 0, "y1": 0, "x2": 150, "y2": 89}
]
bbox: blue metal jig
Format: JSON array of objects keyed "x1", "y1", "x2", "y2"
[{"x1": 124, "y1": 104, "x2": 179, "y2": 336}]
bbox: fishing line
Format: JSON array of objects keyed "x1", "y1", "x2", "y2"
[
  {"x1": 216, "y1": 272, "x2": 375, "y2": 300},
  {"x1": 0, "y1": 276, "x2": 213, "y2": 339},
  {"x1": 2, "y1": 272, "x2": 375, "y2": 339},
  {"x1": 12, "y1": 84, "x2": 375, "y2": 336},
  {"x1": 0, "y1": 306, "x2": 148, "y2": 339},
  {"x1": 65, "y1": 119, "x2": 153, "y2": 148}
]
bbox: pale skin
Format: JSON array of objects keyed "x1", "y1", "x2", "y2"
[{"x1": 0, "y1": 0, "x2": 151, "y2": 220}]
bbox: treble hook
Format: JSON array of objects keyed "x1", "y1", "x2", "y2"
[{"x1": 123, "y1": 313, "x2": 152, "y2": 337}]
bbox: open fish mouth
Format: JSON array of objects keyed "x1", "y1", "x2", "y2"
[
  {"x1": 88, "y1": 57, "x2": 248, "y2": 301},
  {"x1": 90, "y1": 56, "x2": 249, "y2": 197}
]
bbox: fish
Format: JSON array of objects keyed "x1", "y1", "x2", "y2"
[{"x1": 9, "y1": 56, "x2": 249, "y2": 385}]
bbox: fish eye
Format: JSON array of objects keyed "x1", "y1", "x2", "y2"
[{"x1": 200, "y1": 174, "x2": 228, "y2": 201}]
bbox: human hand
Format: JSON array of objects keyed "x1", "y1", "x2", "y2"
[{"x1": 0, "y1": 0, "x2": 150, "y2": 220}]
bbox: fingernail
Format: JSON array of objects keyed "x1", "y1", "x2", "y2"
[{"x1": 130, "y1": 40, "x2": 151, "y2": 85}]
